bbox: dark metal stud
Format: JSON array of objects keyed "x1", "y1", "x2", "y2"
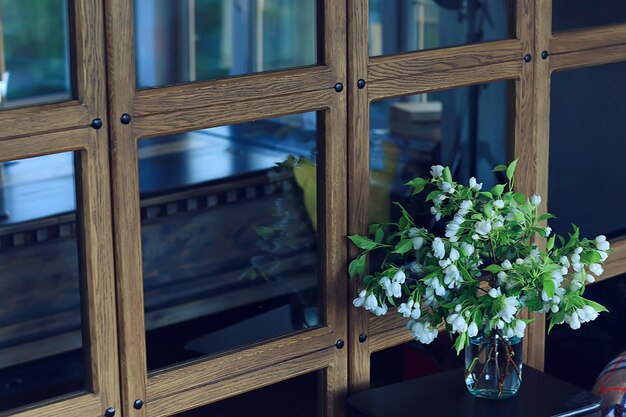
[
  {"x1": 104, "y1": 407, "x2": 116, "y2": 417},
  {"x1": 541, "y1": 50, "x2": 549, "y2": 60},
  {"x1": 334, "y1": 82, "x2": 344, "y2": 93},
  {"x1": 523, "y1": 54, "x2": 532, "y2": 63},
  {"x1": 358, "y1": 333, "x2": 367, "y2": 343},
  {"x1": 335, "y1": 339, "x2": 345, "y2": 349},
  {"x1": 120, "y1": 113, "x2": 132, "y2": 125},
  {"x1": 357, "y1": 79, "x2": 366, "y2": 89},
  {"x1": 91, "y1": 118, "x2": 103, "y2": 130},
  {"x1": 133, "y1": 399, "x2": 144, "y2": 410}
]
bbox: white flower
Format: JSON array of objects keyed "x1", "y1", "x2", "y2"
[
  {"x1": 597, "y1": 240, "x2": 610, "y2": 251},
  {"x1": 545, "y1": 227, "x2": 552, "y2": 237},
  {"x1": 452, "y1": 214, "x2": 465, "y2": 225},
  {"x1": 497, "y1": 271, "x2": 507, "y2": 282},
  {"x1": 468, "y1": 322, "x2": 479, "y2": 337},
  {"x1": 596, "y1": 235, "x2": 607, "y2": 243},
  {"x1": 494, "y1": 200, "x2": 505, "y2": 209},
  {"x1": 449, "y1": 248, "x2": 460, "y2": 262},
  {"x1": 531, "y1": 194, "x2": 542, "y2": 206},
  {"x1": 379, "y1": 277, "x2": 391, "y2": 293},
  {"x1": 551, "y1": 304, "x2": 560, "y2": 313},
  {"x1": 502, "y1": 259, "x2": 512, "y2": 270},
  {"x1": 393, "y1": 270, "x2": 406, "y2": 284},
  {"x1": 373, "y1": 303, "x2": 388, "y2": 316},
  {"x1": 574, "y1": 247, "x2": 583, "y2": 255},
  {"x1": 475, "y1": 220, "x2": 492, "y2": 236},
  {"x1": 498, "y1": 296, "x2": 520, "y2": 323},
  {"x1": 514, "y1": 320, "x2": 526, "y2": 338},
  {"x1": 353, "y1": 290, "x2": 367, "y2": 307},
  {"x1": 589, "y1": 263, "x2": 604, "y2": 276},
  {"x1": 560, "y1": 256, "x2": 570, "y2": 268},
  {"x1": 398, "y1": 300, "x2": 414, "y2": 318},
  {"x1": 434, "y1": 194, "x2": 447, "y2": 206},
  {"x1": 364, "y1": 294, "x2": 378, "y2": 311},
  {"x1": 430, "y1": 165, "x2": 444, "y2": 178},
  {"x1": 447, "y1": 313, "x2": 468, "y2": 334},
  {"x1": 472, "y1": 234, "x2": 479, "y2": 241},
  {"x1": 598, "y1": 250, "x2": 608, "y2": 261},
  {"x1": 430, "y1": 206, "x2": 442, "y2": 221},
  {"x1": 496, "y1": 320, "x2": 505, "y2": 330},
  {"x1": 582, "y1": 305, "x2": 599, "y2": 322},
  {"x1": 432, "y1": 238, "x2": 446, "y2": 259},
  {"x1": 443, "y1": 265, "x2": 462, "y2": 289},
  {"x1": 469, "y1": 177, "x2": 483, "y2": 191},
  {"x1": 445, "y1": 223, "x2": 460, "y2": 238},
  {"x1": 409, "y1": 321, "x2": 439, "y2": 344},
  {"x1": 461, "y1": 242, "x2": 475, "y2": 257},
  {"x1": 565, "y1": 313, "x2": 581, "y2": 330},
  {"x1": 454, "y1": 304, "x2": 462, "y2": 313},
  {"x1": 488, "y1": 288, "x2": 501, "y2": 298},
  {"x1": 412, "y1": 237, "x2": 425, "y2": 250},
  {"x1": 515, "y1": 258, "x2": 524, "y2": 265},
  {"x1": 388, "y1": 282, "x2": 402, "y2": 298},
  {"x1": 458, "y1": 200, "x2": 472, "y2": 216},
  {"x1": 407, "y1": 227, "x2": 420, "y2": 238},
  {"x1": 571, "y1": 253, "x2": 581, "y2": 264},
  {"x1": 440, "y1": 181, "x2": 456, "y2": 194},
  {"x1": 431, "y1": 277, "x2": 446, "y2": 296},
  {"x1": 411, "y1": 308, "x2": 421, "y2": 319},
  {"x1": 408, "y1": 262, "x2": 422, "y2": 273},
  {"x1": 586, "y1": 274, "x2": 595, "y2": 283}
]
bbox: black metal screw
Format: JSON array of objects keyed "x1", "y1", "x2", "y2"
[
  {"x1": 358, "y1": 333, "x2": 367, "y2": 343},
  {"x1": 133, "y1": 399, "x2": 144, "y2": 410},
  {"x1": 523, "y1": 54, "x2": 532, "y2": 63},
  {"x1": 541, "y1": 50, "x2": 549, "y2": 60},
  {"x1": 335, "y1": 339, "x2": 345, "y2": 349},
  {"x1": 334, "y1": 82, "x2": 344, "y2": 93},
  {"x1": 91, "y1": 118, "x2": 103, "y2": 130},
  {"x1": 104, "y1": 407, "x2": 116, "y2": 417},
  {"x1": 120, "y1": 113, "x2": 132, "y2": 124},
  {"x1": 357, "y1": 79, "x2": 366, "y2": 89}
]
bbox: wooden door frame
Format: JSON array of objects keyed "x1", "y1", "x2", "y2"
[
  {"x1": 104, "y1": 0, "x2": 348, "y2": 416},
  {"x1": 0, "y1": 1, "x2": 120, "y2": 416}
]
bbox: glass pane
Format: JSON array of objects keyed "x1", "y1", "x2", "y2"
[
  {"x1": 369, "y1": 81, "x2": 510, "y2": 225},
  {"x1": 370, "y1": 334, "x2": 463, "y2": 388},
  {"x1": 549, "y1": 62, "x2": 626, "y2": 239},
  {"x1": 0, "y1": 153, "x2": 86, "y2": 413},
  {"x1": 140, "y1": 113, "x2": 320, "y2": 371},
  {"x1": 368, "y1": 0, "x2": 513, "y2": 57},
  {"x1": 0, "y1": 0, "x2": 73, "y2": 109},
  {"x1": 134, "y1": 0, "x2": 318, "y2": 89},
  {"x1": 553, "y1": 0, "x2": 626, "y2": 32},
  {"x1": 546, "y1": 274, "x2": 626, "y2": 390},
  {"x1": 172, "y1": 371, "x2": 322, "y2": 417}
]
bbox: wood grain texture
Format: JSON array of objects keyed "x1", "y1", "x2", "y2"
[
  {"x1": 146, "y1": 349, "x2": 333, "y2": 417},
  {"x1": 550, "y1": 43, "x2": 626, "y2": 73},
  {"x1": 134, "y1": 89, "x2": 333, "y2": 139},
  {"x1": 103, "y1": 0, "x2": 146, "y2": 415},
  {"x1": 134, "y1": 67, "x2": 335, "y2": 117},
  {"x1": 347, "y1": 0, "x2": 372, "y2": 396},
  {"x1": 368, "y1": 60, "x2": 522, "y2": 101},
  {"x1": 368, "y1": 315, "x2": 415, "y2": 354},
  {"x1": 8, "y1": 394, "x2": 101, "y2": 417},
  {"x1": 0, "y1": 103, "x2": 89, "y2": 141},
  {"x1": 0, "y1": 129, "x2": 89, "y2": 163}
]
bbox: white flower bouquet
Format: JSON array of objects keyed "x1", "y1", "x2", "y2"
[{"x1": 349, "y1": 160, "x2": 610, "y2": 396}]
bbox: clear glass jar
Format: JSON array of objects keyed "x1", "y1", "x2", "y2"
[{"x1": 464, "y1": 333, "x2": 523, "y2": 399}]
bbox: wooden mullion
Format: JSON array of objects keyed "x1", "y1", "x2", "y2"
[
  {"x1": 134, "y1": 66, "x2": 335, "y2": 117},
  {"x1": 7, "y1": 394, "x2": 102, "y2": 417},
  {"x1": 146, "y1": 348, "x2": 333, "y2": 417},
  {"x1": 0, "y1": 102, "x2": 89, "y2": 141},
  {"x1": 551, "y1": 24, "x2": 626, "y2": 55},
  {"x1": 594, "y1": 238, "x2": 626, "y2": 283},
  {"x1": 550, "y1": 43, "x2": 626, "y2": 73},
  {"x1": 347, "y1": 0, "x2": 371, "y2": 396}
]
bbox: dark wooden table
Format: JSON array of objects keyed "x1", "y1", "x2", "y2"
[{"x1": 348, "y1": 366, "x2": 603, "y2": 417}]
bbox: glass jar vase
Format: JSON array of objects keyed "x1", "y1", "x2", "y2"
[{"x1": 464, "y1": 333, "x2": 523, "y2": 399}]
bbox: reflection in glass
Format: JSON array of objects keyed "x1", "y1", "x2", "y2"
[
  {"x1": 369, "y1": 81, "x2": 509, "y2": 225},
  {"x1": 368, "y1": 0, "x2": 512, "y2": 56},
  {"x1": 549, "y1": 62, "x2": 626, "y2": 239},
  {"x1": 0, "y1": 0, "x2": 72, "y2": 109},
  {"x1": 0, "y1": 153, "x2": 85, "y2": 413},
  {"x1": 139, "y1": 113, "x2": 320, "y2": 371},
  {"x1": 553, "y1": 0, "x2": 626, "y2": 32},
  {"x1": 173, "y1": 371, "x2": 322, "y2": 417},
  {"x1": 370, "y1": 334, "x2": 463, "y2": 388},
  {"x1": 134, "y1": 0, "x2": 318, "y2": 88}
]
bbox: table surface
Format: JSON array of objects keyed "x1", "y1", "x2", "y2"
[{"x1": 348, "y1": 366, "x2": 603, "y2": 417}]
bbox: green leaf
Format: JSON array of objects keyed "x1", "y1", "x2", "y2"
[
  {"x1": 542, "y1": 263, "x2": 561, "y2": 273},
  {"x1": 537, "y1": 213, "x2": 556, "y2": 222},
  {"x1": 443, "y1": 166, "x2": 453, "y2": 183},
  {"x1": 348, "y1": 254, "x2": 366, "y2": 278},
  {"x1": 479, "y1": 191, "x2": 493, "y2": 199},
  {"x1": 513, "y1": 192, "x2": 526, "y2": 205},
  {"x1": 543, "y1": 276, "x2": 555, "y2": 298},
  {"x1": 546, "y1": 235, "x2": 555, "y2": 251},
  {"x1": 484, "y1": 264, "x2": 504, "y2": 274},
  {"x1": 454, "y1": 332, "x2": 467, "y2": 355},
  {"x1": 426, "y1": 190, "x2": 442, "y2": 202},
  {"x1": 406, "y1": 178, "x2": 427, "y2": 195},
  {"x1": 254, "y1": 226, "x2": 274, "y2": 238},
  {"x1": 514, "y1": 210, "x2": 525, "y2": 222},
  {"x1": 394, "y1": 238, "x2": 414, "y2": 255},
  {"x1": 533, "y1": 227, "x2": 547, "y2": 238},
  {"x1": 585, "y1": 300, "x2": 609, "y2": 313},
  {"x1": 348, "y1": 235, "x2": 380, "y2": 250},
  {"x1": 492, "y1": 165, "x2": 507, "y2": 172},
  {"x1": 506, "y1": 159, "x2": 518, "y2": 181},
  {"x1": 548, "y1": 310, "x2": 565, "y2": 333},
  {"x1": 581, "y1": 251, "x2": 602, "y2": 264},
  {"x1": 374, "y1": 228, "x2": 384, "y2": 244},
  {"x1": 490, "y1": 184, "x2": 505, "y2": 196}
]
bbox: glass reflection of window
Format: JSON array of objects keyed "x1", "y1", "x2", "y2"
[
  {"x1": 0, "y1": 0, "x2": 72, "y2": 108},
  {"x1": 134, "y1": 0, "x2": 317, "y2": 88}
]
